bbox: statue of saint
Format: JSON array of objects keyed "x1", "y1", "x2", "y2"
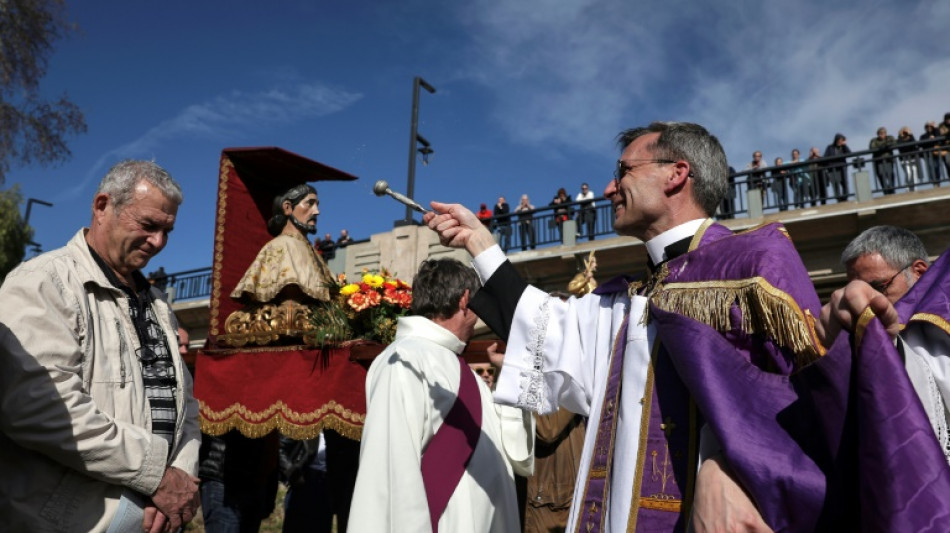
[{"x1": 224, "y1": 184, "x2": 336, "y2": 346}]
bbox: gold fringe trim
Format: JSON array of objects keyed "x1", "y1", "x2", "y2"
[
  {"x1": 651, "y1": 276, "x2": 822, "y2": 365},
  {"x1": 209, "y1": 156, "x2": 233, "y2": 337},
  {"x1": 199, "y1": 399, "x2": 365, "y2": 441}
]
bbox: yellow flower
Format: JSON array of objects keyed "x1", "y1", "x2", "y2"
[
  {"x1": 340, "y1": 283, "x2": 360, "y2": 296},
  {"x1": 362, "y1": 273, "x2": 385, "y2": 288}
]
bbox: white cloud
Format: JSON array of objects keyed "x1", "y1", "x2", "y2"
[
  {"x1": 116, "y1": 83, "x2": 363, "y2": 158},
  {"x1": 451, "y1": 0, "x2": 950, "y2": 165},
  {"x1": 60, "y1": 81, "x2": 362, "y2": 200}
]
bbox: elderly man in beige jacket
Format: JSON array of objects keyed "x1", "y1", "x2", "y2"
[{"x1": 0, "y1": 160, "x2": 201, "y2": 532}]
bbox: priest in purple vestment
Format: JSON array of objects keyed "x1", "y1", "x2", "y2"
[
  {"x1": 815, "y1": 227, "x2": 950, "y2": 531},
  {"x1": 425, "y1": 122, "x2": 835, "y2": 532}
]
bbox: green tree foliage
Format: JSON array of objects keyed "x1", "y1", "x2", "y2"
[
  {"x1": 0, "y1": 185, "x2": 32, "y2": 283},
  {"x1": 0, "y1": 0, "x2": 86, "y2": 185}
]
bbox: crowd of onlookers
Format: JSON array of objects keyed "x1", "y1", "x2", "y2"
[
  {"x1": 313, "y1": 228, "x2": 353, "y2": 260},
  {"x1": 471, "y1": 111, "x2": 950, "y2": 232},
  {"x1": 735, "y1": 112, "x2": 950, "y2": 214},
  {"x1": 472, "y1": 183, "x2": 601, "y2": 252}
]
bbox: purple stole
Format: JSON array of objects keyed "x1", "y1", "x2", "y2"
[
  {"x1": 630, "y1": 344, "x2": 698, "y2": 531},
  {"x1": 574, "y1": 313, "x2": 629, "y2": 532},
  {"x1": 420, "y1": 356, "x2": 483, "y2": 533}
]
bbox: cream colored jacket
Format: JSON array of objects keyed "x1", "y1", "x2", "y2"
[{"x1": 0, "y1": 229, "x2": 201, "y2": 532}]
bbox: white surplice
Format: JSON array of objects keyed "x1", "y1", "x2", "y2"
[
  {"x1": 475, "y1": 221, "x2": 703, "y2": 533},
  {"x1": 349, "y1": 316, "x2": 534, "y2": 533},
  {"x1": 901, "y1": 322, "x2": 950, "y2": 463}
]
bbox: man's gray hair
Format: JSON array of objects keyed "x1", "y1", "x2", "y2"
[
  {"x1": 616, "y1": 122, "x2": 728, "y2": 216},
  {"x1": 841, "y1": 226, "x2": 929, "y2": 269},
  {"x1": 410, "y1": 259, "x2": 480, "y2": 321},
  {"x1": 95, "y1": 160, "x2": 183, "y2": 211}
]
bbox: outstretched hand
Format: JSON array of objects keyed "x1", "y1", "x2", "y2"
[
  {"x1": 424, "y1": 201, "x2": 497, "y2": 257},
  {"x1": 817, "y1": 280, "x2": 901, "y2": 346}
]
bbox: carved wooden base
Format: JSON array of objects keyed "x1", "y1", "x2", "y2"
[{"x1": 220, "y1": 300, "x2": 313, "y2": 347}]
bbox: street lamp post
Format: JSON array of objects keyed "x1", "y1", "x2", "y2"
[
  {"x1": 398, "y1": 76, "x2": 436, "y2": 226},
  {"x1": 24, "y1": 198, "x2": 53, "y2": 255}
]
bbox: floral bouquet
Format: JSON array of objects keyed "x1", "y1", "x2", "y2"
[{"x1": 306, "y1": 268, "x2": 412, "y2": 347}]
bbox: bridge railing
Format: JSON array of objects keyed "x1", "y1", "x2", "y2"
[{"x1": 163, "y1": 138, "x2": 949, "y2": 299}]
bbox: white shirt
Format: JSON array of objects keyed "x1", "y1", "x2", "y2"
[{"x1": 575, "y1": 190, "x2": 596, "y2": 208}]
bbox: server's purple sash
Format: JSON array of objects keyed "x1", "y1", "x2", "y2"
[{"x1": 420, "y1": 356, "x2": 483, "y2": 533}]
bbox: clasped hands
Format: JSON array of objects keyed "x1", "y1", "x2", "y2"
[{"x1": 143, "y1": 466, "x2": 200, "y2": 533}]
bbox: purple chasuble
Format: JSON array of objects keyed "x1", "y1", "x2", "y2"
[{"x1": 420, "y1": 356, "x2": 483, "y2": 533}]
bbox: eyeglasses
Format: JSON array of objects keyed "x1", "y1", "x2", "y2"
[
  {"x1": 613, "y1": 159, "x2": 676, "y2": 180},
  {"x1": 868, "y1": 262, "x2": 914, "y2": 295}
]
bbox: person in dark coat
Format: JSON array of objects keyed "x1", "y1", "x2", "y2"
[{"x1": 823, "y1": 133, "x2": 852, "y2": 202}]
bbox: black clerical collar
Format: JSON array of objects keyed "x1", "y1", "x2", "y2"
[{"x1": 647, "y1": 236, "x2": 693, "y2": 273}]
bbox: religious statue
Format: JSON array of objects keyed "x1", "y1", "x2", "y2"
[{"x1": 222, "y1": 184, "x2": 336, "y2": 346}]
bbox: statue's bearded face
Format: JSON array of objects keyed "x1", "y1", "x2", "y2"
[{"x1": 286, "y1": 192, "x2": 319, "y2": 233}]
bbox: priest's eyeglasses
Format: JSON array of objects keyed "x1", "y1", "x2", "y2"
[
  {"x1": 868, "y1": 262, "x2": 914, "y2": 295},
  {"x1": 614, "y1": 159, "x2": 676, "y2": 180}
]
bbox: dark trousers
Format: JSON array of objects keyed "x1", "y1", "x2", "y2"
[
  {"x1": 577, "y1": 208, "x2": 596, "y2": 240},
  {"x1": 519, "y1": 221, "x2": 536, "y2": 250},
  {"x1": 283, "y1": 469, "x2": 332, "y2": 533}
]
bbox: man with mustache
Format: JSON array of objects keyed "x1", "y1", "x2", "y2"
[
  {"x1": 0, "y1": 160, "x2": 201, "y2": 532},
  {"x1": 230, "y1": 183, "x2": 334, "y2": 304},
  {"x1": 426, "y1": 122, "x2": 831, "y2": 532}
]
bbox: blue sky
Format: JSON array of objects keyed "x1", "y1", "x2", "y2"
[{"x1": 10, "y1": 0, "x2": 950, "y2": 275}]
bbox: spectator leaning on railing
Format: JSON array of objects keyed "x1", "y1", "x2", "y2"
[
  {"x1": 938, "y1": 113, "x2": 950, "y2": 181},
  {"x1": 896, "y1": 127, "x2": 919, "y2": 191},
  {"x1": 920, "y1": 121, "x2": 942, "y2": 184},
  {"x1": 869, "y1": 127, "x2": 897, "y2": 195},
  {"x1": 823, "y1": 133, "x2": 852, "y2": 202},
  {"x1": 514, "y1": 194, "x2": 536, "y2": 251}
]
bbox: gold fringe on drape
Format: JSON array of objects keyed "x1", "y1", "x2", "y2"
[
  {"x1": 199, "y1": 400, "x2": 365, "y2": 441},
  {"x1": 650, "y1": 276, "x2": 823, "y2": 366}
]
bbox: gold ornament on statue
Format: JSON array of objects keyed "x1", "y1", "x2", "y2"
[{"x1": 567, "y1": 250, "x2": 598, "y2": 296}]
